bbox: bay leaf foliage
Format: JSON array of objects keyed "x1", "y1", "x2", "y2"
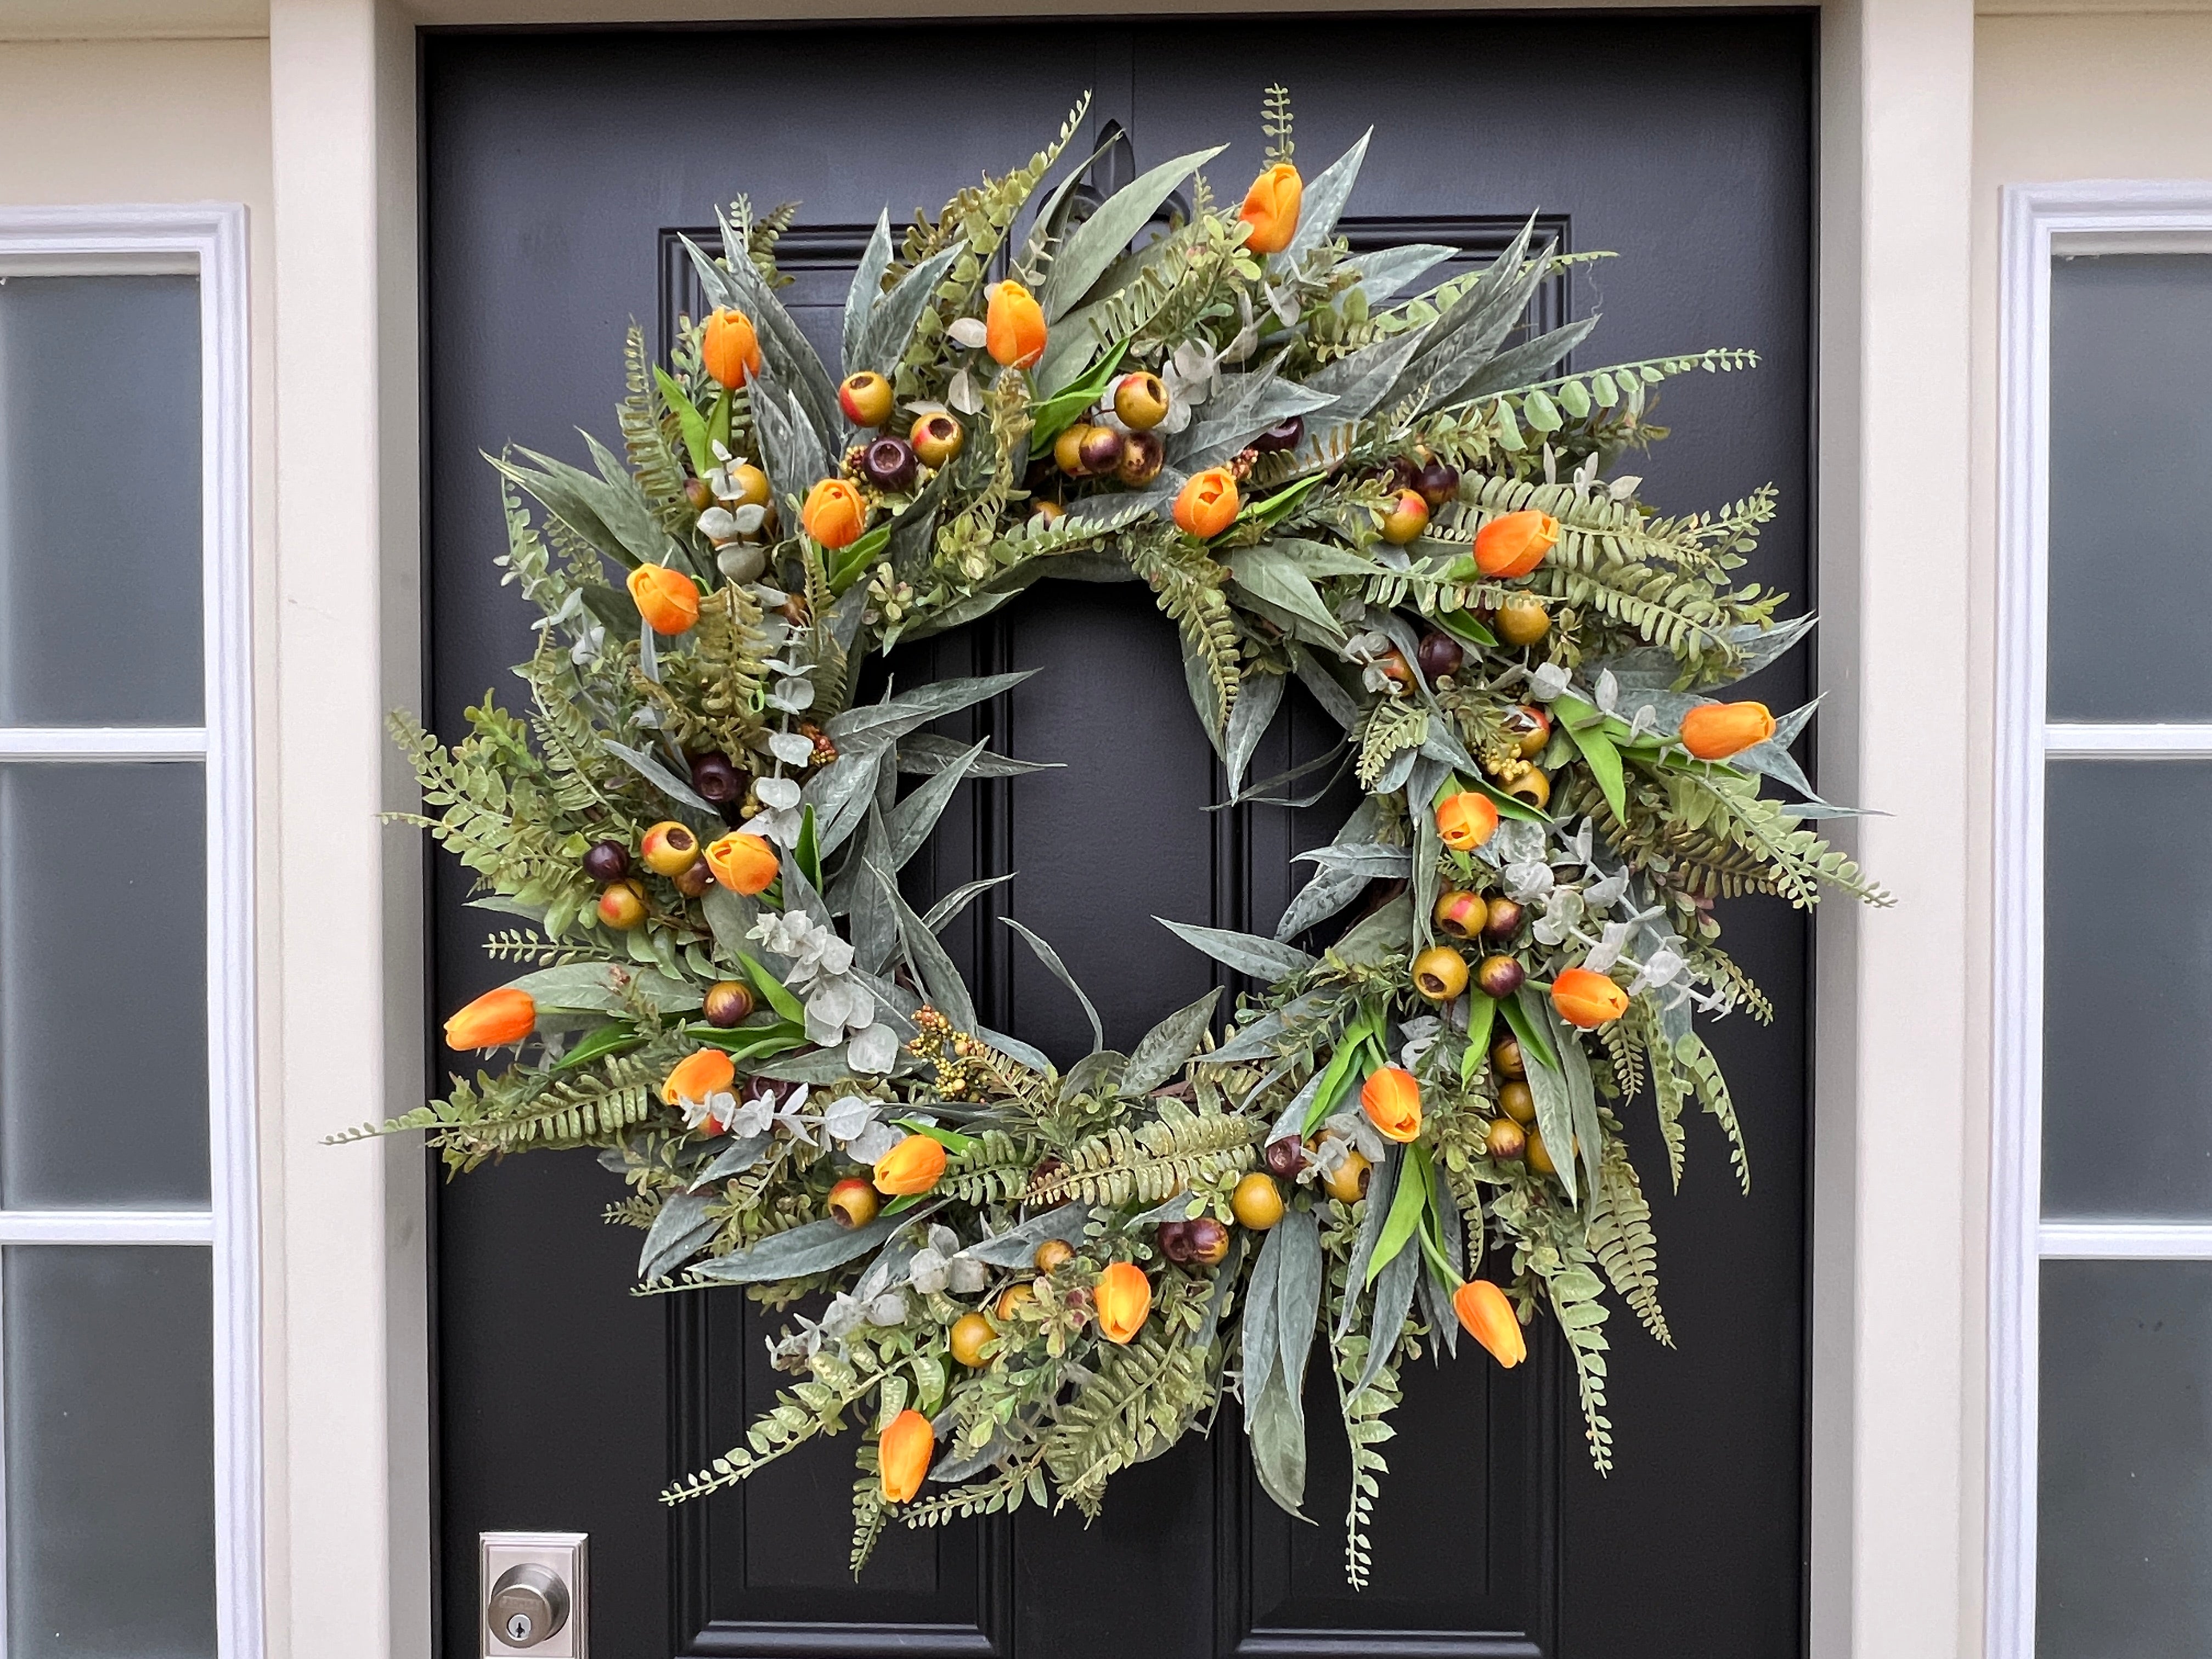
[{"x1": 349, "y1": 90, "x2": 1883, "y2": 1584}]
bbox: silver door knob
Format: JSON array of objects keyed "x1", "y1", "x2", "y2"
[{"x1": 487, "y1": 1561, "x2": 569, "y2": 1648}]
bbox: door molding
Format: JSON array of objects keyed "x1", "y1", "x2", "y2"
[{"x1": 261, "y1": 5, "x2": 1982, "y2": 1658}]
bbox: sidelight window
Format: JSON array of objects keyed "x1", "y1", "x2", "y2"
[
  {"x1": 1994, "y1": 185, "x2": 2212, "y2": 1659},
  {"x1": 0, "y1": 208, "x2": 256, "y2": 1659}
]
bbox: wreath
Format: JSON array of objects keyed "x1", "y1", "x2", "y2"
[{"x1": 353, "y1": 91, "x2": 1883, "y2": 1584}]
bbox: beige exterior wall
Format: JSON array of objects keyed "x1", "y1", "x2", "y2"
[{"x1": 0, "y1": 25, "x2": 291, "y2": 1653}]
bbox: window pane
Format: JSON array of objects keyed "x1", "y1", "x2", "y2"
[
  {"x1": 2047, "y1": 253, "x2": 2212, "y2": 721},
  {"x1": 4, "y1": 1245, "x2": 216, "y2": 1659},
  {"x1": 0, "y1": 274, "x2": 203, "y2": 725},
  {"x1": 2038, "y1": 1259, "x2": 2212, "y2": 1658},
  {"x1": 2042, "y1": 759, "x2": 2212, "y2": 1219},
  {"x1": 0, "y1": 763, "x2": 206, "y2": 1206}
]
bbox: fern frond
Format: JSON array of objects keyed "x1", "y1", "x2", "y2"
[
  {"x1": 1026, "y1": 1101, "x2": 1259, "y2": 1209},
  {"x1": 1589, "y1": 1147, "x2": 1669, "y2": 1345}
]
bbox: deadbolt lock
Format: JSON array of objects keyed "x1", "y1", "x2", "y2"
[
  {"x1": 489, "y1": 1562, "x2": 568, "y2": 1647},
  {"x1": 481, "y1": 1532, "x2": 587, "y2": 1658}
]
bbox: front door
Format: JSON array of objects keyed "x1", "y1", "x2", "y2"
[{"x1": 421, "y1": 19, "x2": 1815, "y2": 1656}]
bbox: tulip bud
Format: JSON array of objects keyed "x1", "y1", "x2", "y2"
[
  {"x1": 800, "y1": 478, "x2": 869, "y2": 550},
  {"x1": 661, "y1": 1048, "x2": 736, "y2": 1109},
  {"x1": 704, "y1": 832, "x2": 778, "y2": 896},
  {"x1": 702, "y1": 980, "x2": 755, "y2": 1028},
  {"x1": 1413, "y1": 945, "x2": 1470, "y2": 1003},
  {"x1": 1094, "y1": 1261, "x2": 1153, "y2": 1345},
  {"x1": 1452, "y1": 1279, "x2": 1527, "y2": 1369},
  {"x1": 1679, "y1": 700, "x2": 1778, "y2": 761},
  {"x1": 878, "y1": 1408, "x2": 934, "y2": 1503},
  {"x1": 1238, "y1": 162, "x2": 1304, "y2": 255},
  {"x1": 827, "y1": 1177, "x2": 878, "y2": 1228},
  {"x1": 1435, "y1": 790, "x2": 1500, "y2": 852},
  {"x1": 873, "y1": 1132, "x2": 947, "y2": 1197},
  {"x1": 1551, "y1": 966, "x2": 1630, "y2": 1029},
  {"x1": 444, "y1": 987, "x2": 537, "y2": 1050},
  {"x1": 1233, "y1": 1171, "x2": 1286, "y2": 1229},
  {"x1": 702, "y1": 307, "x2": 763, "y2": 388},
  {"x1": 628, "y1": 562, "x2": 701, "y2": 635},
  {"x1": 985, "y1": 280, "x2": 1048, "y2": 369},
  {"x1": 1472, "y1": 509, "x2": 1559, "y2": 578},
  {"x1": 1173, "y1": 467, "x2": 1240, "y2": 538},
  {"x1": 1360, "y1": 1066, "x2": 1423, "y2": 1143}
]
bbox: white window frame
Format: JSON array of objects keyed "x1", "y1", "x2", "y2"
[
  {"x1": 0, "y1": 205, "x2": 258, "y2": 1659},
  {"x1": 1991, "y1": 179, "x2": 2212, "y2": 1659}
]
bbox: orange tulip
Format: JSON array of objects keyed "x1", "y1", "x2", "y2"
[
  {"x1": 1173, "y1": 467, "x2": 1240, "y2": 538},
  {"x1": 1473, "y1": 509, "x2": 1559, "y2": 578},
  {"x1": 443, "y1": 986, "x2": 535, "y2": 1049},
  {"x1": 704, "y1": 832, "x2": 778, "y2": 895},
  {"x1": 800, "y1": 477, "x2": 868, "y2": 549},
  {"x1": 1094, "y1": 1261, "x2": 1153, "y2": 1345},
  {"x1": 702, "y1": 307, "x2": 762, "y2": 388},
  {"x1": 1679, "y1": 700, "x2": 1777, "y2": 761},
  {"x1": 985, "y1": 280, "x2": 1047, "y2": 369},
  {"x1": 1360, "y1": 1065, "x2": 1423, "y2": 1143},
  {"x1": 662, "y1": 1047, "x2": 735, "y2": 1108},
  {"x1": 878, "y1": 1408, "x2": 933, "y2": 1503},
  {"x1": 1238, "y1": 162, "x2": 1304, "y2": 256},
  {"x1": 873, "y1": 1132, "x2": 947, "y2": 1197},
  {"x1": 1435, "y1": 789, "x2": 1499, "y2": 852},
  {"x1": 628, "y1": 562, "x2": 701, "y2": 635},
  {"x1": 1551, "y1": 967, "x2": 1630, "y2": 1029},
  {"x1": 1452, "y1": 1279, "x2": 1526, "y2": 1369}
]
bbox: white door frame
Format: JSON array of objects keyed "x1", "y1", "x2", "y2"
[{"x1": 259, "y1": 6, "x2": 1979, "y2": 1659}]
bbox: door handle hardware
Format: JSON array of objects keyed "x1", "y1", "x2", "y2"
[{"x1": 481, "y1": 1531, "x2": 588, "y2": 1658}]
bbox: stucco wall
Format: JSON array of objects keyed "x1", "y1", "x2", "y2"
[{"x1": 1967, "y1": 13, "x2": 2212, "y2": 1657}]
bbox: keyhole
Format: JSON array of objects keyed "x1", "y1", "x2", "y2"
[{"x1": 506, "y1": 1612, "x2": 533, "y2": 1643}]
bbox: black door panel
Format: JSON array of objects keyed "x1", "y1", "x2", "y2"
[{"x1": 423, "y1": 20, "x2": 1812, "y2": 1656}]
